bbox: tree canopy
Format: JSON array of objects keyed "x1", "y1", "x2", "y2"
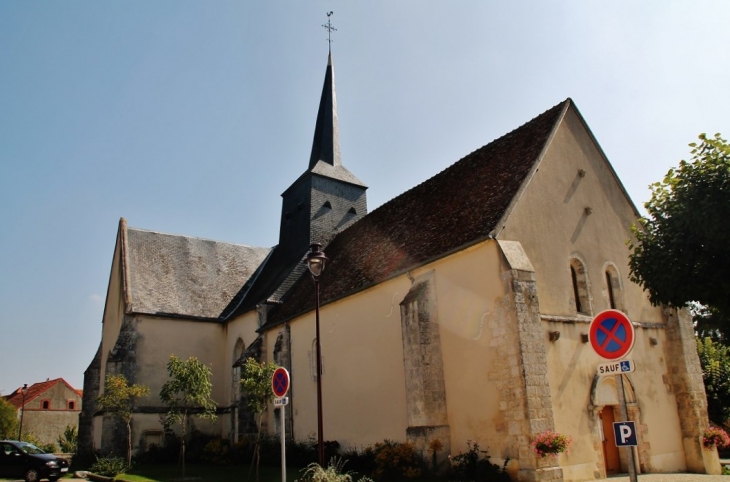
[
  {"x1": 239, "y1": 357, "x2": 278, "y2": 481},
  {"x1": 159, "y1": 355, "x2": 217, "y2": 478},
  {"x1": 0, "y1": 397, "x2": 17, "y2": 440},
  {"x1": 629, "y1": 133, "x2": 730, "y2": 319},
  {"x1": 97, "y1": 374, "x2": 149, "y2": 467}
]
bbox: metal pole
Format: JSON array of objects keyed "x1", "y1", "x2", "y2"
[
  {"x1": 18, "y1": 391, "x2": 26, "y2": 441},
  {"x1": 616, "y1": 374, "x2": 638, "y2": 482},
  {"x1": 281, "y1": 403, "x2": 286, "y2": 482},
  {"x1": 314, "y1": 277, "x2": 324, "y2": 467}
]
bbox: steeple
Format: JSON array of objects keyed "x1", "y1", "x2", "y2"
[{"x1": 308, "y1": 52, "x2": 341, "y2": 170}]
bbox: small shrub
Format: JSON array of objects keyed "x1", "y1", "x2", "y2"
[
  {"x1": 449, "y1": 441, "x2": 510, "y2": 482},
  {"x1": 296, "y1": 457, "x2": 373, "y2": 482},
  {"x1": 57, "y1": 425, "x2": 78, "y2": 454},
  {"x1": 202, "y1": 437, "x2": 233, "y2": 465},
  {"x1": 90, "y1": 455, "x2": 127, "y2": 477},
  {"x1": 366, "y1": 440, "x2": 422, "y2": 480}
]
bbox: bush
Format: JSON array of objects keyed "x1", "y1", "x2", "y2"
[
  {"x1": 202, "y1": 437, "x2": 233, "y2": 465},
  {"x1": 364, "y1": 440, "x2": 422, "y2": 481},
  {"x1": 449, "y1": 441, "x2": 510, "y2": 482},
  {"x1": 90, "y1": 455, "x2": 127, "y2": 477},
  {"x1": 58, "y1": 425, "x2": 78, "y2": 454},
  {"x1": 296, "y1": 457, "x2": 373, "y2": 482}
]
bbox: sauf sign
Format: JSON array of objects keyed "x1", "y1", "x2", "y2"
[{"x1": 597, "y1": 360, "x2": 635, "y2": 377}]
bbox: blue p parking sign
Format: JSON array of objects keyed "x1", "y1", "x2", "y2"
[{"x1": 613, "y1": 421, "x2": 637, "y2": 447}]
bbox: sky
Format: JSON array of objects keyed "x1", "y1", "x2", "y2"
[{"x1": 1, "y1": 1, "x2": 729, "y2": 396}]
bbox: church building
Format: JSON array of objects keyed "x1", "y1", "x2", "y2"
[{"x1": 79, "y1": 51, "x2": 718, "y2": 481}]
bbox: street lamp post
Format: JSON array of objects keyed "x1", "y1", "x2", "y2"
[
  {"x1": 306, "y1": 243, "x2": 328, "y2": 467},
  {"x1": 17, "y1": 384, "x2": 28, "y2": 441}
]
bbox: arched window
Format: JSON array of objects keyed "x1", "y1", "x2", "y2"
[
  {"x1": 604, "y1": 264, "x2": 624, "y2": 311},
  {"x1": 232, "y1": 338, "x2": 245, "y2": 402},
  {"x1": 570, "y1": 258, "x2": 592, "y2": 315},
  {"x1": 67, "y1": 400, "x2": 76, "y2": 410},
  {"x1": 41, "y1": 400, "x2": 50, "y2": 410}
]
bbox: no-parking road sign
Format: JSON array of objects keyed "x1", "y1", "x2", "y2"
[
  {"x1": 589, "y1": 310, "x2": 635, "y2": 360},
  {"x1": 272, "y1": 367, "x2": 290, "y2": 398}
]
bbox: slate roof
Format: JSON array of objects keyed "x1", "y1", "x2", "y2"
[
  {"x1": 263, "y1": 99, "x2": 570, "y2": 328},
  {"x1": 125, "y1": 226, "x2": 270, "y2": 319},
  {"x1": 3, "y1": 378, "x2": 82, "y2": 408}
]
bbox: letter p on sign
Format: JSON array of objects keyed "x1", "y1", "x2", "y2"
[{"x1": 613, "y1": 421, "x2": 638, "y2": 446}]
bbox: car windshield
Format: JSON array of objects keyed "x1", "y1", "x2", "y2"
[{"x1": 18, "y1": 443, "x2": 46, "y2": 455}]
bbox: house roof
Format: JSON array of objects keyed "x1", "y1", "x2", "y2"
[
  {"x1": 123, "y1": 224, "x2": 270, "y2": 319},
  {"x1": 3, "y1": 378, "x2": 82, "y2": 408},
  {"x1": 263, "y1": 98, "x2": 570, "y2": 328}
]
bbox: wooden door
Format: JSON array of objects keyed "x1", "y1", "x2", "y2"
[{"x1": 600, "y1": 406, "x2": 621, "y2": 475}]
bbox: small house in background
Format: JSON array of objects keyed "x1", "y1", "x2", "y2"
[{"x1": 3, "y1": 378, "x2": 82, "y2": 446}]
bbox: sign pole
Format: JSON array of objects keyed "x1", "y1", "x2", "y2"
[
  {"x1": 281, "y1": 402, "x2": 286, "y2": 482},
  {"x1": 616, "y1": 374, "x2": 638, "y2": 482},
  {"x1": 272, "y1": 367, "x2": 291, "y2": 482}
]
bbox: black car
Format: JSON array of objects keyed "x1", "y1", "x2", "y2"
[{"x1": 0, "y1": 440, "x2": 69, "y2": 482}]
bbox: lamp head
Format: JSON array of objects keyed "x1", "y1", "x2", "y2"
[
  {"x1": 306, "y1": 243, "x2": 328, "y2": 278},
  {"x1": 21, "y1": 384, "x2": 28, "y2": 396}
]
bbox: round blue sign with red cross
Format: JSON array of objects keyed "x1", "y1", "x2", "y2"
[
  {"x1": 272, "y1": 367, "x2": 290, "y2": 398},
  {"x1": 589, "y1": 310, "x2": 635, "y2": 360}
]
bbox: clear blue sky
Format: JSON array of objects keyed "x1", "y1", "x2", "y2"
[{"x1": 1, "y1": 1, "x2": 729, "y2": 395}]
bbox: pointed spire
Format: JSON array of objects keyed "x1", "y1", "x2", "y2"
[{"x1": 308, "y1": 52, "x2": 341, "y2": 170}]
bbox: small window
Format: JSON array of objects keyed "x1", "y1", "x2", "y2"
[
  {"x1": 570, "y1": 258, "x2": 592, "y2": 315},
  {"x1": 68, "y1": 400, "x2": 75, "y2": 410},
  {"x1": 348, "y1": 207, "x2": 356, "y2": 215},
  {"x1": 604, "y1": 265, "x2": 624, "y2": 311},
  {"x1": 41, "y1": 400, "x2": 50, "y2": 410},
  {"x1": 323, "y1": 201, "x2": 332, "y2": 209}
]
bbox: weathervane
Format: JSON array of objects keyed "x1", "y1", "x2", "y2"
[{"x1": 322, "y1": 12, "x2": 336, "y2": 51}]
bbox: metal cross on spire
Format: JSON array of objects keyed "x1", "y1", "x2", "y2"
[{"x1": 322, "y1": 11, "x2": 337, "y2": 51}]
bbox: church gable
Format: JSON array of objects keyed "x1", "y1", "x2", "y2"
[{"x1": 125, "y1": 225, "x2": 270, "y2": 319}]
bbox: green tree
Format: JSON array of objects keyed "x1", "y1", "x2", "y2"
[
  {"x1": 0, "y1": 397, "x2": 18, "y2": 440},
  {"x1": 159, "y1": 355, "x2": 217, "y2": 478},
  {"x1": 239, "y1": 358, "x2": 278, "y2": 481},
  {"x1": 629, "y1": 133, "x2": 730, "y2": 320},
  {"x1": 97, "y1": 374, "x2": 150, "y2": 467},
  {"x1": 696, "y1": 337, "x2": 730, "y2": 423},
  {"x1": 57, "y1": 424, "x2": 79, "y2": 454}
]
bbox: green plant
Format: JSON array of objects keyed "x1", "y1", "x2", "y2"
[
  {"x1": 365, "y1": 440, "x2": 422, "y2": 480},
  {"x1": 703, "y1": 426, "x2": 730, "y2": 449},
  {"x1": 0, "y1": 398, "x2": 17, "y2": 440},
  {"x1": 448, "y1": 441, "x2": 510, "y2": 482},
  {"x1": 697, "y1": 337, "x2": 730, "y2": 424},
  {"x1": 90, "y1": 455, "x2": 128, "y2": 477},
  {"x1": 531, "y1": 431, "x2": 572, "y2": 458},
  {"x1": 57, "y1": 424, "x2": 78, "y2": 454},
  {"x1": 97, "y1": 374, "x2": 150, "y2": 468},
  {"x1": 159, "y1": 355, "x2": 217, "y2": 478},
  {"x1": 629, "y1": 133, "x2": 730, "y2": 322},
  {"x1": 296, "y1": 457, "x2": 373, "y2": 482},
  {"x1": 202, "y1": 437, "x2": 233, "y2": 465},
  {"x1": 239, "y1": 357, "x2": 279, "y2": 480}
]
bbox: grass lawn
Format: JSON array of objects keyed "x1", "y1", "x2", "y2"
[{"x1": 112, "y1": 463, "x2": 304, "y2": 482}]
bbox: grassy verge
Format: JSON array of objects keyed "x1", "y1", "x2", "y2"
[{"x1": 112, "y1": 463, "x2": 303, "y2": 482}]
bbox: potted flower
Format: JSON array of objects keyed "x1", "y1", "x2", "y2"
[
  {"x1": 532, "y1": 431, "x2": 572, "y2": 458},
  {"x1": 702, "y1": 427, "x2": 730, "y2": 450}
]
